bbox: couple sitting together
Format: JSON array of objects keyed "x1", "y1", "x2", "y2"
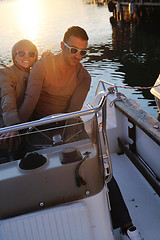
[
  {"x1": 0, "y1": 26, "x2": 143, "y2": 240},
  {"x1": 0, "y1": 26, "x2": 91, "y2": 146}
]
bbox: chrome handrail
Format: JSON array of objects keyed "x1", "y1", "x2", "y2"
[
  {"x1": 94, "y1": 80, "x2": 114, "y2": 183},
  {"x1": 95, "y1": 79, "x2": 114, "y2": 96},
  {"x1": 101, "y1": 99, "x2": 113, "y2": 183},
  {"x1": 0, "y1": 95, "x2": 106, "y2": 134}
]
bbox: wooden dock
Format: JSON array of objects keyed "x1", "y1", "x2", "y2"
[
  {"x1": 113, "y1": 1, "x2": 160, "y2": 7},
  {"x1": 108, "y1": 0, "x2": 160, "y2": 23}
]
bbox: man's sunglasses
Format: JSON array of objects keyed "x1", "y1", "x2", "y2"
[
  {"x1": 16, "y1": 50, "x2": 37, "y2": 58},
  {"x1": 63, "y1": 42, "x2": 88, "y2": 57}
]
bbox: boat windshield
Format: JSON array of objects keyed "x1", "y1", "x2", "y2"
[{"x1": 0, "y1": 105, "x2": 103, "y2": 165}]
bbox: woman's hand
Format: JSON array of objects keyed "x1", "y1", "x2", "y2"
[
  {"x1": 0, "y1": 131, "x2": 21, "y2": 152},
  {"x1": 41, "y1": 50, "x2": 54, "y2": 58}
]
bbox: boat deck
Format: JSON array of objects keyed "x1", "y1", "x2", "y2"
[{"x1": 111, "y1": 153, "x2": 160, "y2": 240}]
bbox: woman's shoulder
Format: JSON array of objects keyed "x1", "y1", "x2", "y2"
[
  {"x1": 0, "y1": 65, "x2": 14, "y2": 80},
  {"x1": 0, "y1": 65, "x2": 25, "y2": 83},
  {"x1": 0, "y1": 64, "x2": 21, "y2": 75}
]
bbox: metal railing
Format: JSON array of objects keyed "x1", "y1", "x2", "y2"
[
  {"x1": 95, "y1": 79, "x2": 115, "y2": 96},
  {"x1": 0, "y1": 96, "x2": 106, "y2": 135}
]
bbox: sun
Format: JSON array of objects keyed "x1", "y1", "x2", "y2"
[{"x1": 17, "y1": 0, "x2": 44, "y2": 40}]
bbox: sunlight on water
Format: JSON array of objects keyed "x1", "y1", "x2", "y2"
[
  {"x1": 18, "y1": 0, "x2": 40, "y2": 40},
  {"x1": 0, "y1": 0, "x2": 113, "y2": 63}
]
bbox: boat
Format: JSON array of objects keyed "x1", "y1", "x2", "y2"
[
  {"x1": 150, "y1": 74, "x2": 160, "y2": 121},
  {"x1": 0, "y1": 80, "x2": 160, "y2": 240}
]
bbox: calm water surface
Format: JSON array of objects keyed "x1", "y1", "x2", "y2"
[{"x1": 0, "y1": 0, "x2": 160, "y2": 118}]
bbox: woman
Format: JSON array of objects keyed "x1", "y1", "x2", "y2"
[
  {"x1": 0, "y1": 39, "x2": 51, "y2": 152},
  {"x1": 0, "y1": 39, "x2": 38, "y2": 128}
]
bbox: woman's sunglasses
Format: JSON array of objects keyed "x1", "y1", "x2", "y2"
[
  {"x1": 16, "y1": 50, "x2": 37, "y2": 58},
  {"x1": 63, "y1": 42, "x2": 88, "y2": 57}
]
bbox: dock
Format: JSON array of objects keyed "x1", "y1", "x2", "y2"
[
  {"x1": 113, "y1": 1, "x2": 160, "y2": 7},
  {"x1": 107, "y1": 0, "x2": 160, "y2": 23}
]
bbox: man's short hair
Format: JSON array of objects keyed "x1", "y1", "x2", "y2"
[{"x1": 63, "y1": 26, "x2": 89, "y2": 43}]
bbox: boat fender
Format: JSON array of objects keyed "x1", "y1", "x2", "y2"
[{"x1": 19, "y1": 152, "x2": 47, "y2": 170}]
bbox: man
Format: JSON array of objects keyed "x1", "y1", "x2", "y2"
[{"x1": 18, "y1": 26, "x2": 91, "y2": 122}]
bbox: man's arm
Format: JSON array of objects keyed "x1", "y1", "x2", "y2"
[
  {"x1": 62, "y1": 66, "x2": 91, "y2": 143},
  {"x1": 18, "y1": 60, "x2": 44, "y2": 122},
  {"x1": 67, "y1": 65, "x2": 91, "y2": 113}
]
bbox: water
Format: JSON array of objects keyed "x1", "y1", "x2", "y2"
[{"x1": 0, "y1": 0, "x2": 160, "y2": 118}]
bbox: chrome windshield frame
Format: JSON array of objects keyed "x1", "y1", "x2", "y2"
[{"x1": 0, "y1": 95, "x2": 106, "y2": 134}]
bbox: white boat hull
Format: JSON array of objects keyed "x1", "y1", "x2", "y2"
[
  {"x1": 0, "y1": 80, "x2": 160, "y2": 240},
  {"x1": 0, "y1": 188, "x2": 114, "y2": 240}
]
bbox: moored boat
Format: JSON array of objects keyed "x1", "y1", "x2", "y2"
[
  {"x1": 0, "y1": 80, "x2": 160, "y2": 240},
  {"x1": 150, "y1": 74, "x2": 160, "y2": 121}
]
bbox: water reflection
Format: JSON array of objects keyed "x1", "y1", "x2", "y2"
[
  {"x1": 83, "y1": 7, "x2": 160, "y2": 117},
  {"x1": 108, "y1": 14, "x2": 160, "y2": 112}
]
